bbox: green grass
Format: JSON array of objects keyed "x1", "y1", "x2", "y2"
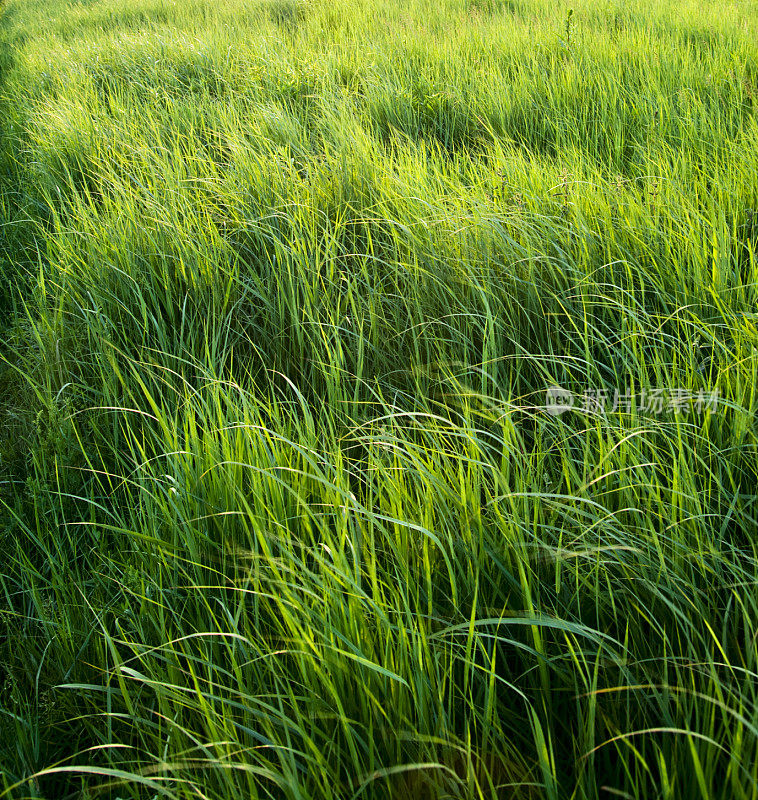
[{"x1": 0, "y1": 0, "x2": 757, "y2": 797}]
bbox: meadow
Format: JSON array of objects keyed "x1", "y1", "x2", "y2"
[{"x1": 0, "y1": 0, "x2": 757, "y2": 796}]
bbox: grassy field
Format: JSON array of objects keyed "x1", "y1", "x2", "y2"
[{"x1": 0, "y1": 0, "x2": 757, "y2": 797}]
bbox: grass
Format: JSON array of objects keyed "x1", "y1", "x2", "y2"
[{"x1": 0, "y1": 0, "x2": 757, "y2": 797}]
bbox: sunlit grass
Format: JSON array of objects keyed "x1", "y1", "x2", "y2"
[{"x1": 0, "y1": 0, "x2": 757, "y2": 797}]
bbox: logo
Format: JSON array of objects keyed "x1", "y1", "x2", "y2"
[{"x1": 545, "y1": 385, "x2": 574, "y2": 416}]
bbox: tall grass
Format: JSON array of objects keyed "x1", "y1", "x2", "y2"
[{"x1": 0, "y1": 0, "x2": 757, "y2": 797}]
